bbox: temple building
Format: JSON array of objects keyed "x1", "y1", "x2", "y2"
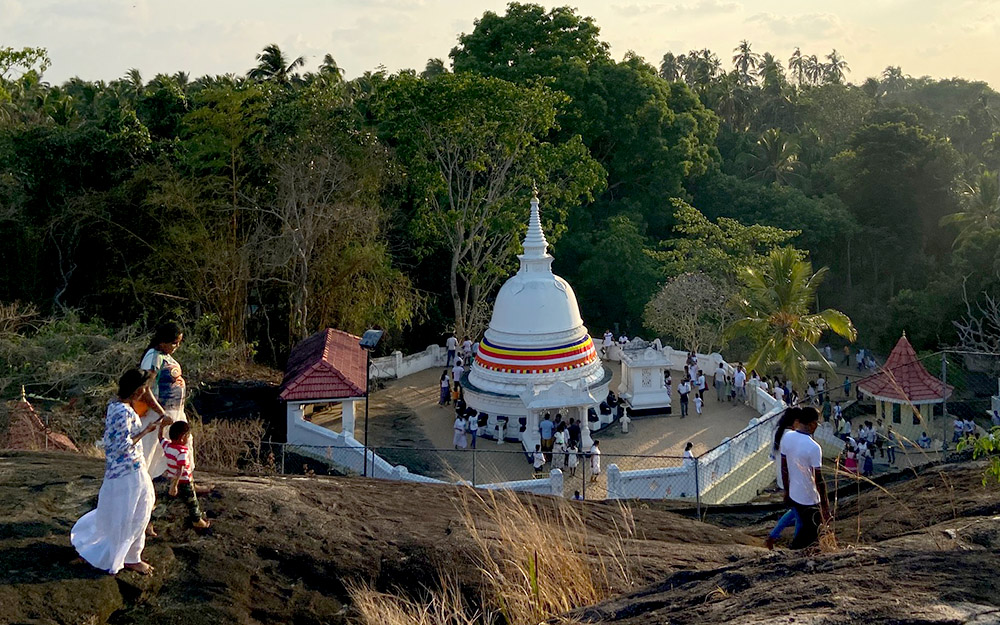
[
  {"x1": 463, "y1": 192, "x2": 613, "y2": 452},
  {"x1": 858, "y1": 332, "x2": 953, "y2": 444}
]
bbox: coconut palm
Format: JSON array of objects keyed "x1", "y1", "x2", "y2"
[
  {"x1": 805, "y1": 55, "x2": 823, "y2": 85},
  {"x1": 659, "y1": 52, "x2": 683, "y2": 82},
  {"x1": 319, "y1": 54, "x2": 345, "y2": 82},
  {"x1": 941, "y1": 170, "x2": 1000, "y2": 245},
  {"x1": 757, "y1": 52, "x2": 785, "y2": 93},
  {"x1": 248, "y1": 43, "x2": 305, "y2": 83},
  {"x1": 422, "y1": 58, "x2": 447, "y2": 78},
  {"x1": 881, "y1": 66, "x2": 907, "y2": 94},
  {"x1": 726, "y1": 247, "x2": 857, "y2": 388},
  {"x1": 824, "y1": 49, "x2": 850, "y2": 84},
  {"x1": 732, "y1": 40, "x2": 760, "y2": 85},
  {"x1": 788, "y1": 47, "x2": 806, "y2": 86},
  {"x1": 743, "y1": 129, "x2": 801, "y2": 185}
]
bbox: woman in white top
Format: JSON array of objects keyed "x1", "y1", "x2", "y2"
[
  {"x1": 589, "y1": 440, "x2": 601, "y2": 482},
  {"x1": 553, "y1": 425, "x2": 567, "y2": 467},
  {"x1": 139, "y1": 322, "x2": 187, "y2": 479},
  {"x1": 453, "y1": 415, "x2": 468, "y2": 449}
]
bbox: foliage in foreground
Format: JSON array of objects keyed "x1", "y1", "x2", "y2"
[{"x1": 351, "y1": 486, "x2": 637, "y2": 625}]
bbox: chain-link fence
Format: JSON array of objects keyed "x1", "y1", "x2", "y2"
[{"x1": 239, "y1": 349, "x2": 1000, "y2": 512}]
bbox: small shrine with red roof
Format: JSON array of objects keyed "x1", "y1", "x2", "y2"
[
  {"x1": 0, "y1": 388, "x2": 78, "y2": 452},
  {"x1": 280, "y1": 328, "x2": 368, "y2": 440},
  {"x1": 858, "y1": 333, "x2": 952, "y2": 443}
]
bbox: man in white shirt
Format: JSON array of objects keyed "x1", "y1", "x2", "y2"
[
  {"x1": 734, "y1": 365, "x2": 747, "y2": 403},
  {"x1": 780, "y1": 406, "x2": 830, "y2": 549},
  {"x1": 451, "y1": 358, "x2": 464, "y2": 384},
  {"x1": 602, "y1": 330, "x2": 613, "y2": 358},
  {"x1": 677, "y1": 379, "x2": 691, "y2": 418},
  {"x1": 445, "y1": 334, "x2": 458, "y2": 367},
  {"x1": 461, "y1": 337, "x2": 473, "y2": 362},
  {"x1": 713, "y1": 364, "x2": 727, "y2": 402},
  {"x1": 696, "y1": 370, "x2": 707, "y2": 400},
  {"x1": 618, "y1": 334, "x2": 628, "y2": 347},
  {"x1": 816, "y1": 375, "x2": 826, "y2": 402},
  {"x1": 953, "y1": 417, "x2": 964, "y2": 444},
  {"x1": 773, "y1": 384, "x2": 785, "y2": 403}
]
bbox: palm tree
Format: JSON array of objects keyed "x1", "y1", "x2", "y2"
[
  {"x1": 422, "y1": 58, "x2": 447, "y2": 78},
  {"x1": 248, "y1": 43, "x2": 305, "y2": 83},
  {"x1": 880, "y1": 66, "x2": 907, "y2": 94},
  {"x1": 805, "y1": 55, "x2": 823, "y2": 85},
  {"x1": 824, "y1": 49, "x2": 850, "y2": 84},
  {"x1": 941, "y1": 170, "x2": 1000, "y2": 245},
  {"x1": 744, "y1": 129, "x2": 801, "y2": 185},
  {"x1": 788, "y1": 47, "x2": 806, "y2": 86},
  {"x1": 732, "y1": 40, "x2": 760, "y2": 85},
  {"x1": 757, "y1": 52, "x2": 785, "y2": 93},
  {"x1": 318, "y1": 53, "x2": 345, "y2": 83},
  {"x1": 726, "y1": 247, "x2": 857, "y2": 388},
  {"x1": 659, "y1": 52, "x2": 683, "y2": 82}
]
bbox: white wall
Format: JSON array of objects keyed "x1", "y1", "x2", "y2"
[{"x1": 370, "y1": 344, "x2": 447, "y2": 381}]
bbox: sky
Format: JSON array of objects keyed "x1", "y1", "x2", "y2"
[{"x1": 2, "y1": 0, "x2": 998, "y2": 88}]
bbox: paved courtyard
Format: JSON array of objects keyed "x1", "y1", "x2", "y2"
[{"x1": 329, "y1": 361, "x2": 760, "y2": 496}]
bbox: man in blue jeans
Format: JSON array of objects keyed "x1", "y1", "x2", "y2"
[
  {"x1": 678, "y1": 378, "x2": 691, "y2": 418},
  {"x1": 780, "y1": 406, "x2": 830, "y2": 549}
]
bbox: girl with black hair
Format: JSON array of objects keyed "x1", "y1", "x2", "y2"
[
  {"x1": 71, "y1": 369, "x2": 168, "y2": 575},
  {"x1": 765, "y1": 407, "x2": 802, "y2": 549},
  {"x1": 139, "y1": 322, "x2": 187, "y2": 478}
]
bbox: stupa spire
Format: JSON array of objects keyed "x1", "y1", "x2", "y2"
[{"x1": 520, "y1": 187, "x2": 550, "y2": 262}]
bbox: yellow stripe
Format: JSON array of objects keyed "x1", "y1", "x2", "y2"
[{"x1": 480, "y1": 337, "x2": 594, "y2": 357}]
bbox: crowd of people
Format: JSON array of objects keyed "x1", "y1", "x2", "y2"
[{"x1": 71, "y1": 322, "x2": 210, "y2": 576}]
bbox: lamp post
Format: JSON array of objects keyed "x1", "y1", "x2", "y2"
[{"x1": 360, "y1": 329, "x2": 384, "y2": 477}]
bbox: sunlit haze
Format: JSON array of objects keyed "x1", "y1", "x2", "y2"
[{"x1": 3, "y1": 0, "x2": 997, "y2": 87}]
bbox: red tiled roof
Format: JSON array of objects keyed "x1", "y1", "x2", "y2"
[
  {"x1": 858, "y1": 334, "x2": 953, "y2": 403},
  {"x1": 279, "y1": 328, "x2": 367, "y2": 401},
  {"x1": 1, "y1": 398, "x2": 79, "y2": 452}
]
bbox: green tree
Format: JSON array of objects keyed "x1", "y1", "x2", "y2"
[
  {"x1": 742, "y1": 128, "x2": 800, "y2": 185},
  {"x1": 248, "y1": 43, "x2": 305, "y2": 84},
  {"x1": 657, "y1": 199, "x2": 798, "y2": 283},
  {"x1": 376, "y1": 72, "x2": 603, "y2": 338},
  {"x1": 824, "y1": 50, "x2": 850, "y2": 84},
  {"x1": 732, "y1": 40, "x2": 760, "y2": 86},
  {"x1": 659, "y1": 52, "x2": 682, "y2": 82},
  {"x1": 788, "y1": 48, "x2": 806, "y2": 87},
  {"x1": 422, "y1": 58, "x2": 448, "y2": 78},
  {"x1": 726, "y1": 247, "x2": 857, "y2": 387},
  {"x1": 644, "y1": 271, "x2": 734, "y2": 352},
  {"x1": 941, "y1": 170, "x2": 1000, "y2": 246}
]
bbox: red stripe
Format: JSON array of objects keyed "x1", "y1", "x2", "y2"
[
  {"x1": 477, "y1": 343, "x2": 594, "y2": 361},
  {"x1": 474, "y1": 352, "x2": 596, "y2": 372}
]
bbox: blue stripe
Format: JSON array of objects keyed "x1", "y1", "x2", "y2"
[{"x1": 481, "y1": 336, "x2": 590, "y2": 352}]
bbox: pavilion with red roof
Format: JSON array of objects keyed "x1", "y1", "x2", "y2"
[
  {"x1": 280, "y1": 328, "x2": 368, "y2": 440},
  {"x1": 858, "y1": 333, "x2": 952, "y2": 443}
]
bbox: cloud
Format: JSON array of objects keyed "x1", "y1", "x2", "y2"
[
  {"x1": 745, "y1": 12, "x2": 844, "y2": 40},
  {"x1": 614, "y1": 0, "x2": 739, "y2": 18}
]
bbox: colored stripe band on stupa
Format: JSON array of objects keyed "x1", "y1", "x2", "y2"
[{"x1": 474, "y1": 336, "x2": 598, "y2": 373}]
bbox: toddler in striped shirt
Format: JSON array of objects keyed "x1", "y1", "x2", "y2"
[{"x1": 159, "y1": 421, "x2": 211, "y2": 529}]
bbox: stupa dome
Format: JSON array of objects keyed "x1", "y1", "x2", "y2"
[{"x1": 467, "y1": 193, "x2": 607, "y2": 396}]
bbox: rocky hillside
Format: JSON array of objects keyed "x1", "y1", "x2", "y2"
[{"x1": 2, "y1": 451, "x2": 1000, "y2": 625}]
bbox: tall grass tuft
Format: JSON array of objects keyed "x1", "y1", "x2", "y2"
[{"x1": 351, "y1": 485, "x2": 636, "y2": 624}]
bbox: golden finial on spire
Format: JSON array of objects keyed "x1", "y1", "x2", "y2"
[
  {"x1": 532, "y1": 180, "x2": 539, "y2": 200},
  {"x1": 20, "y1": 385, "x2": 27, "y2": 402}
]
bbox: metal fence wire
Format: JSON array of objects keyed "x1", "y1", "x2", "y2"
[{"x1": 233, "y1": 349, "x2": 1000, "y2": 510}]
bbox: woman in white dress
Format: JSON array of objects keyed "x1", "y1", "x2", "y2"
[
  {"x1": 72, "y1": 369, "x2": 169, "y2": 575},
  {"x1": 138, "y1": 322, "x2": 187, "y2": 478},
  {"x1": 553, "y1": 424, "x2": 567, "y2": 467},
  {"x1": 453, "y1": 415, "x2": 468, "y2": 449}
]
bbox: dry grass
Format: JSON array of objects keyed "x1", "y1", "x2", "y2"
[
  {"x1": 192, "y1": 417, "x2": 269, "y2": 473},
  {"x1": 351, "y1": 485, "x2": 636, "y2": 625}
]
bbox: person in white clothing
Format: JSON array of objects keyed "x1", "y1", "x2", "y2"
[
  {"x1": 683, "y1": 442, "x2": 695, "y2": 467},
  {"x1": 589, "y1": 440, "x2": 602, "y2": 482},
  {"x1": 453, "y1": 415, "x2": 468, "y2": 449},
  {"x1": 532, "y1": 445, "x2": 546, "y2": 475},
  {"x1": 773, "y1": 384, "x2": 785, "y2": 402},
  {"x1": 602, "y1": 330, "x2": 613, "y2": 358},
  {"x1": 734, "y1": 365, "x2": 747, "y2": 402},
  {"x1": 566, "y1": 441, "x2": 579, "y2": 477},
  {"x1": 713, "y1": 364, "x2": 727, "y2": 401},
  {"x1": 451, "y1": 359, "x2": 464, "y2": 384},
  {"x1": 694, "y1": 395, "x2": 703, "y2": 415},
  {"x1": 780, "y1": 406, "x2": 830, "y2": 549},
  {"x1": 461, "y1": 337, "x2": 473, "y2": 362},
  {"x1": 445, "y1": 334, "x2": 459, "y2": 367},
  {"x1": 618, "y1": 334, "x2": 628, "y2": 347}
]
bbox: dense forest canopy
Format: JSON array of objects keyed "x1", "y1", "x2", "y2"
[{"x1": 2, "y1": 2, "x2": 999, "y2": 373}]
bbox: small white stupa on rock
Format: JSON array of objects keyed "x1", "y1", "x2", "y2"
[{"x1": 463, "y1": 191, "x2": 612, "y2": 453}]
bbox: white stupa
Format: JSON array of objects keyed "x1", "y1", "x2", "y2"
[{"x1": 463, "y1": 191, "x2": 612, "y2": 452}]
